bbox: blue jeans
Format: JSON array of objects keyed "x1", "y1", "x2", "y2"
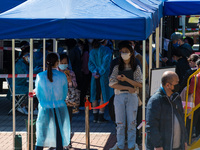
[{"x1": 114, "y1": 93, "x2": 138, "y2": 149}]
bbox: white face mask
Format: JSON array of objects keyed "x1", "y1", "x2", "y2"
[
  {"x1": 59, "y1": 64, "x2": 68, "y2": 70},
  {"x1": 121, "y1": 52, "x2": 131, "y2": 60}
]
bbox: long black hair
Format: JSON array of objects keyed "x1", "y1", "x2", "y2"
[
  {"x1": 118, "y1": 41, "x2": 137, "y2": 72},
  {"x1": 46, "y1": 53, "x2": 59, "y2": 82}
]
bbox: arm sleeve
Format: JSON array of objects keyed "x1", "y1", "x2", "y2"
[
  {"x1": 189, "y1": 77, "x2": 194, "y2": 94},
  {"x1": 88, "y1": 51, "x2": 98, "y2": 73},
  {"x1": 98, "y1": 48, "x2": 112, "y2": 75},
  {"x1": 63, "y1": 74, "x2": 68, "y2": 99},
  {"x1": 134, "y1": 65, "x2": 143, "y2": 83},
  {"x1": 146, "y1": 98, "x2": 163, "y2": 148},
  {"x1": 70, "y1": 71, "x2": 77, "y2": 88},
  {"x1": 109, "y1": 65, "x2": 119, "y2": 87}
]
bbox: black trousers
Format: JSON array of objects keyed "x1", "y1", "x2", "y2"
[
  {"x1": 194, "y1": 107, "x2": 200, "y2": 136},
  {"x1": 35, "y1": 109, "x2": 63, "y2": 150}
]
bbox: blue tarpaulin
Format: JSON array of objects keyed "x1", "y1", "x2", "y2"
[
  {"x1": 164, "y1": 0, "x2": 200, "y2": 16},
  {"x1": 0, "y1": 0, "x2": 26, "y2": 13},
  {"x1": 0, "y1": 0, "x2": 154, "y2": 40}
]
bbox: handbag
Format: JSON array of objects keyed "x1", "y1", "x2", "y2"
[{"x1": 65, "y1": 87, "x2": 80, "y2": 107}]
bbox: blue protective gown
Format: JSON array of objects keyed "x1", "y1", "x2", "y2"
[
  {"x1": 88, "y1": 45, "x2": 112, "y2": 103},
  {"x1": 9, "y1": 58, "x2": 29, "y2": 94},
  {"x1": 35, "y1": 69, "x2": 70, "y2": 147}
]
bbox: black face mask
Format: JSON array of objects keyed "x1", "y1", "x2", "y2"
[{"x1": 172, "y1": 84, "x2": 180, "y2": 93}]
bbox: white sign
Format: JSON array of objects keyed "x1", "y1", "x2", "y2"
[{"x1": 150, "y1": 67, "x2": 176, "y2": 96}]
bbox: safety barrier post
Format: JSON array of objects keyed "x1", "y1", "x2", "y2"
[{"x1": 85, "y1": 96, "x2": 90, "y2": 150}]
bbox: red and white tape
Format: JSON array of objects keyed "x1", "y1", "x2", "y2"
[
  {"x1": 0, "y1": 74, "x2": 37, "y2": 78},
  {"x1": 178, "y1": 15, "x2": 200, "y2": 18}
]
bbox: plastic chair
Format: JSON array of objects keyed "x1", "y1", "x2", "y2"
[{"x1": 6, "y1": 78, "x2": 27, "y2": 115}]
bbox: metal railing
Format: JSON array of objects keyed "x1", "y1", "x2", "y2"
[{"x1": 185, "y1": 68, "x2": 200, "y2": 145}]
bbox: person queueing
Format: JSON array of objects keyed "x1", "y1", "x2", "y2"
[
  {"x1": 88, "y1": 39, "x2": 112, "y2": 123},
  {"x1": 146, "y1": 71, "x2": 187, "y2": 150},
  {"x1": 35, "y1": 53, "x2": 71, "y2": 150},
  {"x1": 58, "y1": 53, "x2": 79, "y2": 148},
  {"x1": 109, "y1": 42, "x2": 142, "y2": 150}
]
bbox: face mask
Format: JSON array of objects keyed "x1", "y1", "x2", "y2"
[
  {"x1": 132, "y1": 45, "x2": 134, "y2": 50},
  {"x1": 172, "y1": 84, "x2": 180, "y2": 93},
  {"x1": 59, "y1": 64, "x2": 68, "y2": 70},
  {"x1": 173, "y1": 41, "x2": 180, "y2": 48},
  {"x1": 23, "y1": 55, "x2": 30, "y2": 63},
  {"x1": 121, "y1": 52, "x2": 131, "y2": 60}
]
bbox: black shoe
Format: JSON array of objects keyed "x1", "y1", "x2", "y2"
[
  {"x1": 93, "y1": 113, "x2": 98, "y2": 123},
  {"x1": 98, "y1": 113, "x2": 108, "y2": 123}
]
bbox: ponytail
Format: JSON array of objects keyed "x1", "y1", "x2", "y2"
[
  {"x1": 46, "y1": 53, "x2": 59, "y2": 82},
  {"x1": 47, "y1": 62, "x2": 53, "y2": 82}
]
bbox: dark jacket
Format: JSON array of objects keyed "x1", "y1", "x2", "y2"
[
  {"x1": 175, "y1": 57, "x2": 190, "y2": 84},
  {"x1": 179, "y1": 68, "x2": 197, "y2": 93},
  {"x1": 177, "y1": 43, "x2": 193, "y2": 58},
  {"x1": 146, "y1": 88, "x2": 187, "y2": 150}
]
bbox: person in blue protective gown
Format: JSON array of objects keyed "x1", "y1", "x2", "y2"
[
  {"x1": 35, "y1": 53, "x2": 70, "y2": 150},
  {"x1": 88, "y1": 39, "x2": 112, "y2": 123},
  {"x1": 8, "y1": 46, "x2": 42, "y2": 115}
]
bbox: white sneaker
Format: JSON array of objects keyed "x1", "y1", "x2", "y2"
[
  {"x1": 17, "y1": 106, "x2": 28, "y2": 115},
  {"x1": 109, "y1": 143, "x2": 118, "y2": 150}
]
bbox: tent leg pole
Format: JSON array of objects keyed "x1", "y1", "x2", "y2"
[
  {"x1": 142, "y1": 40, "x2": 146, "y2": 150},
  {"x1": 156, "y1": 26, "x2": 159, "y2": 68},
  {"x1": 12, "y1": 39, "x2": 16, "y2": 150},
  {"x1": 43, "y1": 39, "x2": 46, "y2": 71}
]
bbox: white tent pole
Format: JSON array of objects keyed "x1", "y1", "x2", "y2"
[
  {"x1": 149, "y1": 34, "x2": 153, "y2": 78},
  {"x1": 53, "y1": 39, "x2": 57, "y2": 53},
  {"x1": 43, "y1": 39, "x2": 46, "y2": 71},
  {"x1": 142, "y1": 40, "x2": 146, "y2": 150},
  {"x1": 160, "y1": 18, "x2": 163, "y2": 54},
  {"x1": 156, "y1": 26, "x2": 159, "y2": 68},
  {"x1": 12, "y1": 39, "x2": 16, "y2": 150},
  {"x1": 29, "y1": 39, "x2": 34, "y2": 150},
  {"x1": 182, "y1": 15, "x2": 186, "y2": 37}
]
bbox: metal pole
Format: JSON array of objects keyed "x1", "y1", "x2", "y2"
[
  {"x1": 43, "y1": 39, "x2": 46, "y2": 71},
  {"x1": 85, "y1": 96, "x2": 90, "y2": 150},
  {"x1": 12, "y1": 39, "x2": 16, "y2": 150},
  {"x1": 182, "y1": 15, "x2": 186, "y2": 37},
  {"x1": 149, "y1": 34, "x2": 153, "y2": 78},
  {"x1": 53, "y1": 39, "x2": 57, "y2": 53},
  {"x1": 29, "y1": 39, "x2": 34, "y2": 150},
  {"x1": 160, "y1": 18, "x2": 163, "y2": 55},
  {"x1": 142, "y1": 40, "x2": 146, "y2": 150},
  {"x1": 156, "y1": 26, "x2": 160, "y2": 68}
]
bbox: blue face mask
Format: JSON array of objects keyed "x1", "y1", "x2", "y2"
[
  {"x1": 59, "y1": 64, "x2": 68, "y2": 70},
  {"x1": 173, "y1": 41, "x2": 180, "y2": 48}
]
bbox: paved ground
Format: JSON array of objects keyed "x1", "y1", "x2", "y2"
[
  {"x1": 0, "y1": 80, "x2": 143, "y2": 150},
  {"x1": 0, "y1": 92, "x2": 119, "y2": 150}
]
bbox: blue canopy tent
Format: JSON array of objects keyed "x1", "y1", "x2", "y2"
[
  {"x1": 0, "y1": 0, "x2": 154, "y2": 40},
  {"x1": 0, "y1": 0, "x2": 156, "y2": 149},
  {"x1": 139, "y1": 0, "x2": 163, "y2": 20},
  {"x1": 112, "y1": 0, "x2": 160, "y2": 30},
  {"x1": 0, "y1": 0, "x2": 26, "y2": 13},
  {"x1": 164, "y1": 0, "x2": 200, "y2": 16}
]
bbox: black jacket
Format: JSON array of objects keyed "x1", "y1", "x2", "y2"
[
  {"x1": 175, "y1": 57, "x2": 190, "y2": 84},
  {"x1": 146, "y1": 88, "x2": 187, "y2": 150},
  {"x1": 177, "y1": 43, "x2": 193, "y2": 58}
]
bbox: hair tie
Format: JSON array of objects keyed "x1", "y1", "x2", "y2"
[{"x1": 46, "y1": 61, "x2": 52, "y2": 66}]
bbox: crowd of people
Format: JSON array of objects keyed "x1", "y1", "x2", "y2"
[{"x1": 8, "y1": 33, "x2": 200, "y2": 149}]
